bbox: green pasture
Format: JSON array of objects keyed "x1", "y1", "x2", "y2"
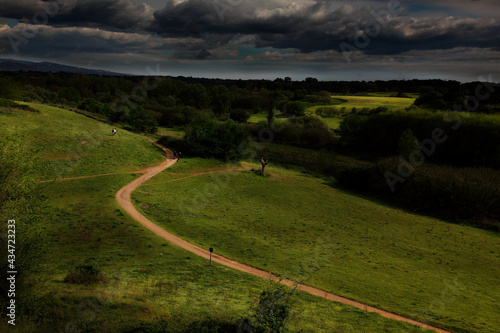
[
  {"x1": 134, "y1": 158, "x2": 500, "y2": 333},
  {"x1": 27, "y1": 174, "x2": 432, "y2": 332},
  {"x1": 0, "y1": 103, "x2": 434, "y2": 332},
  {"x1": 329, "y1": 95, "x2": 415, "y2": 110},
  {"x1": 247, "y1": 111, "x2": 268, "y2": 124},
  {"x1": 366, "y1": 92, "x2": 420, "y2": 99}
]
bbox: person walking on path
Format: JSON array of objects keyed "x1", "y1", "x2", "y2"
[{"x1": 177, "y1": 151, "x2": 181, "y2": 161}]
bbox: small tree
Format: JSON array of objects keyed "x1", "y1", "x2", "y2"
[
  {"x1": 211, "y1": 85, "x2": 233, "y2": 117},
  {"x1": 267, "y1": 101, "x2": 276, "y2": 128},
  {"x1": 398, "y1": 129, "x2": 421, "y2": 161},
  {"x1": 260, "y1": 154, "x2": 268, "y2": 175},
  {"x1": 317, "y1": 90, "x2": 331, "y2": 103}
]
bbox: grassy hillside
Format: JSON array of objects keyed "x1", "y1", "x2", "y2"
[
  {"x1": 0, "y1": 103, "x2": 434, "y2": 332},
  {"x1": 0, "y1": 103, "x2": 164, "y2": 179},
  {"x1": 134, "y1": 158, "x2": 500, "y2": 333}
]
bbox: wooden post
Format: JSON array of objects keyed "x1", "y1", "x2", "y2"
[{"x1": 209, "y1": 247, "x2": 213, "y2": 266}]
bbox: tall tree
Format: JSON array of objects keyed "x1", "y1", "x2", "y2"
[{"x1": 211, "y1": 85, "x2": 233, "y2": 117}]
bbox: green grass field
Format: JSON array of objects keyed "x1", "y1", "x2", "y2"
[
  {"x1": 1, "y1": 103, "x2": 437, "y2": 332},
  {"x1": 329, "y1": 95, "x2": 416, "y2": 110},
  {"x1": 134, "y1": 158, "x2": 500, "y2": 333},
  {"x1": 0, "y1": 103, "x2": 165, "y2": 180},
  {"x1": 247, "y1": 111, "x2": 268, "y2": 124}
]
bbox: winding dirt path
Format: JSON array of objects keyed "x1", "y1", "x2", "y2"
[{"x1": 115, "y1": 144, "x2": 451, "y2": 333}]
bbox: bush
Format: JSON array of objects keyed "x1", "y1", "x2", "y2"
[
  {"x1": 397, "y1": 129, "x2": 421, "y2": 160},
  {"x1": 239, "y1": 283, "x2": 295, "y2": 333},
  {"x1": 64, "y1": 265, "x2": 105, "y2": 285},
  {"x1": 78, "y1": 98, "x2": 105, "y2": 113},
  {"x1": 230, "y1": 109, "x2": 250, "y2": 123},
  {"x1": 281, "y1": 101, "x2": 305, "y2": 116},
  {"x1": 316, "y1": 90, "x2": 331, "y2": 103},
  {"x1": 316, "y1": 106, "x2": 341, "y2": 117},
  {"x1": 413, "y1": 89, "x2": 447, "y2": 109}
]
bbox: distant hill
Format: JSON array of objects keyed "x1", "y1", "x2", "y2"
[{"x1": 0, "y1": 59, "x2": 125, "y2": 76}]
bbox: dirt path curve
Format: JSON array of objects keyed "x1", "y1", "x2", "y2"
[{"x1": 115, "y1": 142, "x2": 451, "y2": 333}]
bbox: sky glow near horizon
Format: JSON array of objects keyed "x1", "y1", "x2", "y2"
[{"x1": 0, "y1": 0, "x2": 499, "y2": 82}]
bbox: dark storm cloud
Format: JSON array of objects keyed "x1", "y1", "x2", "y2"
[
  {"x1": 1, "y1": 0, "x2": 499, "y2": 59},
  {"x1": 149, "y1": 0, "x2": 500, "y2": 55},
  {"x1": 0, "y1": 0, "x2": 153, "y2": 30}
]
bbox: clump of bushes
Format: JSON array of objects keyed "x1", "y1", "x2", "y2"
[
  {"x1": 316, "y1": 106, "x2": 345, "y2": 117},
  {"x1": 280, "y1": 101, "x2": 306, "y2": 116},
  {"x1": 336, "y1": 159, "x2": 500, "y2": 231},
  {"x1": 230, "y1": 108, "x2": 250, "y2": 123},
  {"x1": 183, "y1": 114, "x2": 247, "y2": 160},
  {"x1": 64, "y1": 264, "x2": 105, "y2": 285},
  {"x1": 247, "y1": 115, "x2": 336, "y2": 149},
  {"x1": 78, "y1": 98, "x2": 110, "y2": 114},
  {"x1": 339, "y1": 110, "x2": 500, "y2": 167}
]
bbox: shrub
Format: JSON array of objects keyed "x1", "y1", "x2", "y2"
[
  {"x1": 230, "y1": 109, "x2": 250, "y2": 123},
  {"x1": 78, "y1": 98, "x2": 105, "y2": 113},
  {"x1": 397, "y1": 129, "x2": 421, "y2": 160},
  {"x1": 239, "y1": 283, "x2": 295, "y2": 333},
  {"x1": 317, "y1": 90, "x2": 331, "y2": 103},
  {"x1": 281, "y1": 101, "x2": 306, "y2": 116},
  {"x1": 64, "y1": 265, "x2": 105, "y2": 285},
  {"x1": 316, "y1": 106, "x2": 341, "y2": 117}
]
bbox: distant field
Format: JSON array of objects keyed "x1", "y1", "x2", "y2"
[
  {"x1": 321, "y1": 116, "x2": 343, "y2": 129},
  {"x1": 247, "y1": 111, "x2": 268, "y2": 124},
  {"x1": 367, "y1": 92, "x2": 420, "y2": 99},
  {"x1": 134, "y1": 158, "x2": 500, "y2": 333},
  {"x1": 246, "y1": 94, "x2": 416, "y2": 128},
  {"x1": 306, "y1": 94, "x2": 416, "y2": 129},
  {"x1": 0, "y1": 103, "x2": 433, "y2": 332},
  {"x1": 330, "y1": 95, "x2": 415, "y2": 109},
  {"x1": 156, "y1": 126, "x2": 185, "y2": 139}
]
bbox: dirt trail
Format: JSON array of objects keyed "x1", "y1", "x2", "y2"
[
  {"x1": 40, "y1": 171, "x2": 135, "y2": 183},
  {"x1": 115, "y1": 144, "x2": 451, "y2": 333}
]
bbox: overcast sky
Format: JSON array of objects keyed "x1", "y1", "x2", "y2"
[{"x1": 1, "y1": 0, "x2": 499, "y2": 82}]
